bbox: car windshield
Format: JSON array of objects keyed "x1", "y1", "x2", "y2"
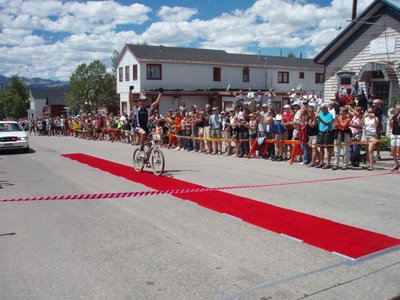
[{"x1": 0, "y1": 123, "x2": 23, "y2": 132}]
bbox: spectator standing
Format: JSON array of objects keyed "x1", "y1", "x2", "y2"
[
  {"x1": 362, "y1": 108, "x2": 378, "y2": 171},
  {"x1": 221, "y1": 111, "x2": 231, "y2": 156},
  {"x1": 348, "y1": 105, "x2": 364, "y2": 167},
  {"x1": 389, "y1": 104, "x2": 400, "y2": 171},
  {"x1": 289, "y1": 89, "x2": 297, "y2": 104},
  {"x1": 305, "y1": 106, "x2": 320, "y2": 167},
  {"x1": 281, "y1": 104, "x2": 294, "y2": 159},
  {"x1": 246, "y1": 87, "x2": 255, "y2": 111},
  {"x1": 257, "y1": 104, "x2": 268, "y2": 138},
  {"x1": 342, "y1": 88, "x2": 353, "y2": 106},
  {"x1": 316, "y1": 103, "x2": 334, "y2": 169},
  {"x1": 264, "y1": 88, "x2": 276, "y2": 107},
  {"x1": 372, "y1": 99, "x2": 383, "y2": 160},
  {"x1": 351, "y1": 80, "x2": 368, "y2": 112},
  {"x1": 265, "y1": 116, "x2": 287, "y2": 161},
  {"x1": 332, "y1": 107, "x2": 351, "y2": 170},
  {"x1": 248, "y1": 113, "x2": 258, "y2": 157},
  {"x1": 238, "y1": 109, "x2": 250, "y2": 157},
  {"x1": 255, "y1": 90, "x2": 263, "y2": 110},
  {"x1": 174, "y1": 111, "x2": 183, "y2": 150},
  {"x1": 235, "y1": 90, "x2": 245, "y2": 108},
  {"x1": 182, "y1": 112, "x2": 192, "y2": 151},
  {"x1": 190, "y1": 106, "x2": 199, "y2": 152},
  {"x1": 298, "y1": 109, "x2": 311, "y2": 165},
  {"x1": 229, "y1": 109, "x2": 240, "y2": 157},
  {"x1": 209, "y1": 107, "x2": 222, "y2": 154},
  {"x1": 203, "y1": 104, "x2": 213, "y2": 154},
  {"x1": 197, "y1": 108, "x2": 206, "y2": 152}
]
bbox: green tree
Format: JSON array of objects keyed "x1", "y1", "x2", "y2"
[
  {"x1": 67, "y1": 60, "x2": 114, "y2": 114},
  {"x1": 1, "y1": 75, "x2": 29, "y2": 118},
  {"x1": 287, "y1": 51, "x2": 296, "y2": 58},
  {"x1": 111, "y1": 49, "x2": 120, "y2": 76}
]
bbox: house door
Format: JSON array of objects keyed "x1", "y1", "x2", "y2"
[{"x1": 372, "y1": 82, "x2": 390, "y2": 103}]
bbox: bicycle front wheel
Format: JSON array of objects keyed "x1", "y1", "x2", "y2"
[
  {"x1": 150, "y1": 149, "x2": 165, "y2": 176},
  {"x1": 133, "y1": 148, "x2": 145, "y2": 172}
]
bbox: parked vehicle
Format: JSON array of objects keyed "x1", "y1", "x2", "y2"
[{"x1": 0, "y1": 121, "x2": 30, "y2": 153}]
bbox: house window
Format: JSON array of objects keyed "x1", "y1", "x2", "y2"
[
  {"x1": 119, "y1": 67, "x2": 123, "y2": 82},
  {"x1": 340, "y1": 77, "x2": 352, "y2": 85},
  {"x1": 132, "y1": 64, "x2": 138, "y2": 81},
  {"x1": 125, "y1": 66, "x2": 130, "y2": 81},
  {"x1": 242, "y1": 67, "x2": 249, "y2": 82},
  {"x1": 315, "y1": 73, "x2": 324, "y2": 84},
  {"x1": 278, "y1": 71, "x2": 289, "y2": 83},
  {"x1": 146, "y1": 64, "x2": 162, "y2": 80},
  {"x1": 371, "y1": 71, "x2": 384, "y2": 79},
  {"x1": 299, "y1": 72, "x2": 304, "y2": 79},
  {"x1": 213, "y1": 67, "x2": 221, "y2": 81}
]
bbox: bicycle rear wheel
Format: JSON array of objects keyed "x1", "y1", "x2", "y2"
[
  {"x1": 133, "y1": 148, "x2": 145, "y2": 172},
  {"x1": 150, "y1": 149, "x2": 165, "y2": 176}
]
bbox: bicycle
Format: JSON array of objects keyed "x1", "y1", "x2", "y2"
[{"x1": 132, "y1": 134, "x2": 165, "y2": 176}]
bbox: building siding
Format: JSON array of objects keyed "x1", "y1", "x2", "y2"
[
  {"x1": 116, "y1": 45, "x2": 324, "y2": 113},
  {"x1": 324, "y1": 12, "x2": 400, "y2": 101}
]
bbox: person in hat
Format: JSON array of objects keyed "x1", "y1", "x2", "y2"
[
  {"x1": 264, "y1": 116, "x2": 287, "y2": 161},
  {"x1": 134, "y1": 90, "x2": 163, "y2": 156}
]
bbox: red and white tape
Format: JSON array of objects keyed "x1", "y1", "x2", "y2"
[{"x1": 0, "y1": 171, "x2": 396, "y2": 203}]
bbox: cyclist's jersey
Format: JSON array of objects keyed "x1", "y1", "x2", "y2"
[{"x1": 135, "y1": 106, "x2": 151, "y2": 132}]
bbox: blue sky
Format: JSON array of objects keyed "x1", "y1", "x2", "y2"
[{"x1": 0, "y1": 0, "x2": 375, "y2": 81}]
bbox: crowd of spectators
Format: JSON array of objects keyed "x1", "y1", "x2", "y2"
[{"x1": 7, "y1": 84, "x2": 400, "y2": 172}]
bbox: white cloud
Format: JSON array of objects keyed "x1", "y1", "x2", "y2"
[
  {"x1": 0, "y1": 0, "x2": 377, "y2": 81},
  {"x1": 157, "y1": 6, "x2": 198, "y2": 22}
]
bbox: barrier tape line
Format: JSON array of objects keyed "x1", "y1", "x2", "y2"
[
  {"x1": 70, "y1": 128, "x2": 399, "y2": 147},
  {"x1": 166, "y1": 133, "x2": 399, "y2": 146},
  {"x1": 1, "y1": 171, "x2": 397, "y2": 203}
]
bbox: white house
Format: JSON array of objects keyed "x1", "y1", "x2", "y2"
[
  {"x1": 28, "y1": 89, "x2": 66, "y2": 121},
  {"x1": 116, "y1": 44, "x2": 324, "y2": 114},
  {"x1": 314, "y1": 0, "x2": 400, "y2": 107}
]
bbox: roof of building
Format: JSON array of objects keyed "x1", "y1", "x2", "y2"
[
  {"x1": 314, "y1": 0, "x2": 400, "y2": 64},
  {"x1": 30, "y1": 89, "x2": 65, "y2": 105},
  {"x1": 123, "y1": 44, "x2": 321, "y2": 70}
]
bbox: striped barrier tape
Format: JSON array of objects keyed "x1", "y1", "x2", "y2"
[
  {"x1": 1, "y1": 171, "x2": 397, "y2": 203},
  {"x1": 166, "y1": 133, "x2": 399, "y2": 147}
]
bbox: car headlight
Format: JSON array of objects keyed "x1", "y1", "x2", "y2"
[{"x1": 18, "y1": 137, "x2": 28, "y2": 141}]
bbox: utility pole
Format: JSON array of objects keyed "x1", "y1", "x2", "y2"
[{"x1": 352, "y1": 0, "x2": 357, "y2": 20}]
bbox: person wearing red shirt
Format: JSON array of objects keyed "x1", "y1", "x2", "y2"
[{"x1": 341, "y1": 88, "x2": 353, "y2": 106}]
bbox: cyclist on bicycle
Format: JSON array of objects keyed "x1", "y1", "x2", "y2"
[{"x1": 135, "y1": 89, "x2": 163, "y2": 156}]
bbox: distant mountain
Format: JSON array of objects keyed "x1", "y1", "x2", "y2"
[
  {"x1": 0, "y1": 75, "x2": 9, "y2": 88},
  {"x1": 0, "y1": 75, "x2": 69, "y2": 89}
]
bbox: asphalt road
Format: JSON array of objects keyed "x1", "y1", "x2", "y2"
[{"x1": 1, "y1": 135, "x2": 399, "y2": 300}]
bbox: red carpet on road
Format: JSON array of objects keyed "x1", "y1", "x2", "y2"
[{"x1": 62, "y1": 153, "x2": 400, "y2": 259}]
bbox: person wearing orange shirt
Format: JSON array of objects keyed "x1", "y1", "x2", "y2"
[
  {"x1": 333, "y1": 107, "x2": 351, "y2": 170},
  {"x1": 174, "y1": 110, "x2": 183, "y2": 150}
]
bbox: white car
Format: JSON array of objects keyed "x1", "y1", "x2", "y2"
[{"x1": 0, "y1": 121, "x2": 30, "y2": 153}]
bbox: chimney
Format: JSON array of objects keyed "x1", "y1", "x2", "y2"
[{"x1": 352, "y1": 0, "x2": 357, "y2": 20}]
